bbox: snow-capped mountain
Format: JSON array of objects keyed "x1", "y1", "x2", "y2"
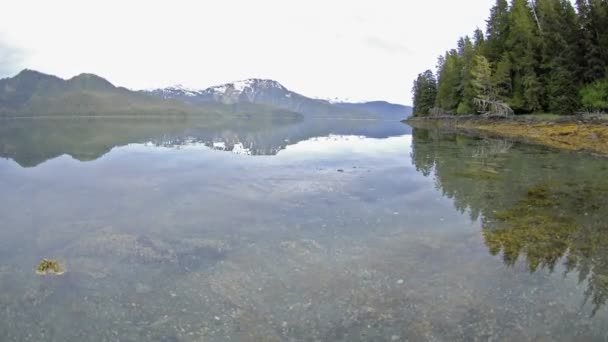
[
  {"x1": 145, "y1": 79, "x2": 411, "y2": 119},
  {"x1": 146, "y1": 84, "x2": 203, "y2": 99},
  {"x1": 197, "y1": 79, "x2": 291, "y2": 105}
]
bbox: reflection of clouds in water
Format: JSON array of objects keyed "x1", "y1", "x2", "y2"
[
  {"x1": 139, "y1": 134, "x2": 413, "y2": 159},
  {"x1": 144, "y1": 139, "x2": 254, "y2": 155},
  {"x1": 278, "y1": 134, "x2": 412, "y2": 157},
  {"x1": 231, "y1": 142, "x2": 252, "y2": 155}
]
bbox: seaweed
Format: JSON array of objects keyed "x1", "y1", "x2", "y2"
[
  {"x1": 463, "y1": 121, "x2": 608, "y2": 155},
  {"x1": 484, "y1": 183, "x2": 580, "y2": 271},
  {"x1": 483, "y1": 182, "x2": 608, "y2": 314},
  {"x1": 36, "y1": 259, "x2": 65, "y2": 275}
]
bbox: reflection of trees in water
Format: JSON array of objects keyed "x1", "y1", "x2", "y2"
[
  {"x1": 484, "y1": 182, "x2": 608, "y2": 315},
  {"x1": 410, "y1": 127, "x2": 608, "y2": 314},
  {"x1": 472, "y1": 139, "x2": 513, "y2": 158}
]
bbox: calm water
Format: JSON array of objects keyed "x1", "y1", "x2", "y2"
[{"x1": 1, "y1": 116, "x2": 607, "y2": 341}]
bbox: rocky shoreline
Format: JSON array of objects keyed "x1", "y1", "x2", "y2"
[{"x1": 405, "y1": 115, "x2": 608, "y2": 156}]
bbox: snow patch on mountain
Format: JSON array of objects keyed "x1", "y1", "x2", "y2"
[
  {"x1": 205, "y1": 84, "x2": 228, "y2": 94},
  {"x1": 318, "y1": 96, "x2": 366, "y2": 104},
  {"x1": 232, "y1": 80, "x2": 253, "y2": 92},
  {"x1": 203, "y1": 79, "x2": 287, "y2": 95},
  {"x1": 150, "y1": 84, "x2": 202, "y2": 99}
]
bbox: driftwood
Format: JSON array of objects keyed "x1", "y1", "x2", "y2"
[
  {"x1": 429, "y1": 107, "x2": 454, "y2": 117},
  {"x1": 474, "y1": 98, "x2": 514, "y2": 117}
]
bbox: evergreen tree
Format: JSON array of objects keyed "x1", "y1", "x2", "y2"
[
  {"x1": 411, "y1": 0, "x2": 608, "y2": 116},
  {"x1": 412, "y1": 70, "x2": 437, "y2": 117},
  {"x1": 471, "y1": 54, "x2": 495, "y2": 104},
  {"x1": 486, "y1": 0, "x2": 511, "y2": 63},
  {"x1": 492, "y1": 54, "x2": 513, "y2": 100},
  {"x1": 457, "y1": 36, "x2": 477, "y2": 114},
  {"x1": 473, "y1": 27, "x2": 485, "y2": 50},
  {"x1": 435, "y1": 50, "x2": 462, "y2": 112},
  {"x1": 537, "y1": 0, "x2": 581, "y2": 114},
  {"x1": 577, "y1": 0, "x2": 608, "y2": 82},
  {"x1": 506, "y1": 0, "x2": 544, "y2": 112}
]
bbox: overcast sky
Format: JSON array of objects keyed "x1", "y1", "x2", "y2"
[{"x1": 0, "y1": 0, "x2": 495, "y2": 104}]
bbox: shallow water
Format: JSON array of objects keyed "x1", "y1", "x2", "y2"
[{"x1": 0, "y1": 117, "x2": 607, "y2": 341}]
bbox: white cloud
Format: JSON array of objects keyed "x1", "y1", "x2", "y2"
[
  {"x1": 366, "y1": 37, "x2": 411, "y2": 54},
  {"x1": 0, "y1": 36, "x2": 25, "y2": 78},
  {"x1": 0, "y1": 0, "x2": 495, "y2": 104}
]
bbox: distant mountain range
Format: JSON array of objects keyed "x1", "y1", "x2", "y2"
[
  {"x1": 0, "y1": 70, "x2": 297, "y2": 118},
  {"x1": 145, "y1": 79, "x2": 412, "y2": 119},
  {"x1": 0, "y1": 69, "x2": 411, "y2": 119},
  {"x1": 334, "y1": 101, "x2": 413, "y2": 121}
]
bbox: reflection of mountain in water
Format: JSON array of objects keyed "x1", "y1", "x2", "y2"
[
  {"x1": 0, "y1": 117, "x2": 411, "y2": 167},
  {"x1": 410, "y1": 127, "x2": 608, "y2": 314}
]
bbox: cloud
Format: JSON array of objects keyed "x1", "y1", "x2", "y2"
[
  {"x1": 365, "y1": 37, "x2": 411, "y2": 55},
  {"x1": 0, "y1": 0, "x2": 495, "y2": 104},
  {"x1": 0, "y1": 38, "x2": 24, "y2": 78}
]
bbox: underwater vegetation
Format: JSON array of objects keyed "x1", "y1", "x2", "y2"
[
  {"x1": 410, "y1": 127, "x2": 608, "y2": 314},
  {"x1": 483, "y1": 184, "x2": 578, "y2": 271},
  {"x1": 483, "y1": 182, "x2": 608, "y2": 315},
  {"x1": 453, "y1": 166, "x2": 502, "y2": 181},
  {"x1": 36, "y1": 259, "x2": 65, "y2": 275}
]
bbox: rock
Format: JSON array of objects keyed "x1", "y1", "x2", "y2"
[{"x1": 397, "y1": 279, "x2": 404, "y2": 285}]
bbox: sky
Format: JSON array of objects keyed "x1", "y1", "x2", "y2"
[{"x1": 0, "y1": 0, "x2": 495, "y2": 105}]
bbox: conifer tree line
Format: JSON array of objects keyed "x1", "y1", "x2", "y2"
[{"x1": 412, "y1": 0, "x2": 608, "y2": 117}]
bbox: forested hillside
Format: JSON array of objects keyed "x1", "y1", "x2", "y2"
[{"x1": 412, "y1": 0, "x2": 608, "y2": 117}]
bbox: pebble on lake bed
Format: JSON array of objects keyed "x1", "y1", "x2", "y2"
[{"x1": 35, "y1": 259, "x2": 65, "y2": 275}]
